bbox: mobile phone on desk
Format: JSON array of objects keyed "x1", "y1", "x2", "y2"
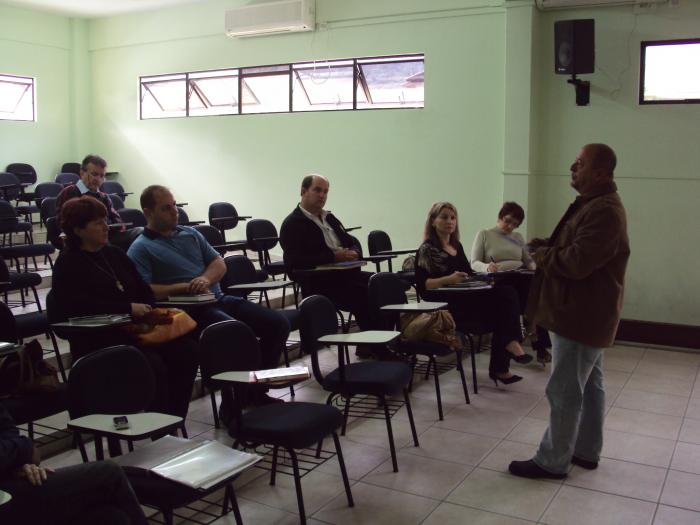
[{"x1": 113, "y1": 416, "x2": 130, "y2": 430}]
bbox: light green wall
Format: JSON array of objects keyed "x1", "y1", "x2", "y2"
[
  {"x1": 0, "y1": 5, "x2": 83, "y2": 179},
  {"x1": 88, "y1": 0, "x2": 506, "y2": 257},
  {"x1": 530, "y1": 2, "x2": 700, "y2": 325}
]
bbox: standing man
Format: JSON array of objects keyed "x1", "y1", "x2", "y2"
[
  {"x1": 127, "y1": 185, "x2": 290, "y2": 408},
  {"x1": 509, "y1": 143, "x2": 630, "y2": 479},
  {"x1": 55, "y1": 154, "x2": 140, "y2": 250},
  {"x1": 280, "y1": 174, "x2": 375, "y2": 352}
]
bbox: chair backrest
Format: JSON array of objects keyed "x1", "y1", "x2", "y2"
[
  {"x1": 40, "y1": 197, "x2": 57, "y2": 225},
  {"x1": 199, "y1": 320, "x2": 261, "y2": 381},
  {"x1": 61, "y1": 162, "x2": 81, "y2": 175},
  {"x1": 208, "y1": 202, "x2": 240, "y2": 232},
  {"x1": 108, "y1": 193, "x2": 125, "y2": 210},
  {"x1": 246, "y1": 219, "x2": 278, "y2": 253},
  {"x1": 299, "y1": 295, "x2": 341, "y2": 384},
  {"x1": 118, "y1": 208, "x2": 147, "y2": 228},
  {"x1": 0, "y1": 198, "x2": 18, "y2": 220},
  {"x1": 0, "y1": 172, "x2": 21, "y2": 201},
  {"x1": 368, "y1": 230, "x2": 393, "y2": 256},
  {"x1": 193, "y1": 224, "x2": 224, "y2": 248},
  {"x1": 177, "y1": 206, "x2": 190, "y2": 223},
  {"x1": 67, "y1": 345, "x2": 155, "y2": 419},
  {"x1": 100, "y1": 181, "x2": 126, "y2": 196},
  {"x1": 221, "y1": 255, "x2": 258, "y2": 291},
  {"x1": 45, "y1": 217, "x2": 63, "y2": 250},
  {"x1": 0, "y1": 300, "x2": 19, "y2": 343},
  {"x1": 367, "y1": 272, "x2": 410, "y2": 330},
  {"x1": 6, "y1": 163, "x2": 36, "y2": 185},
  {"x1": 35, "y1": 182, "x2": 63, "y2": 202},
  {"x1": 348, "y1": 234, "x2": 364, "y2": 257},
  {"x1": 55, "y1": 173, "x2": 80, "y2": 186}
]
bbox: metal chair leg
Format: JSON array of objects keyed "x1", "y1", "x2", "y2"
[
  {"x1": 403, "y1": 388, "x2": 419, "y2": 447},
  {"x1": 332, "y1": 432, "x2": 354, "y2": 507},
  {"x1": 289, "y1": 448, "x2": 307, "y2": 524},
  {"x1": 381, "y1": 395, "x2": 399, "y2": 472}
]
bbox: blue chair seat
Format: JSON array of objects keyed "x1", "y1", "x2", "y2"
[
  {"x1": 14, "y1": 311, "x2": 49, "y2": 337},
  {"x1": 8, "y1": 271, "x2": 42, "y2": 288},
  {"x1": 235, "y1": 402, "x2": 343, "y2": 450},
  {"x1": 323, "y1": 361, "x2": 411, "y2": 396},
  {"x1": 0, "y1": 244, "x2": 54, "y2": 258}
]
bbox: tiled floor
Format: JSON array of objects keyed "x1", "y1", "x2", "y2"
[{"x1": 34, "y1": 340, "x2": 700, "y2": 525}]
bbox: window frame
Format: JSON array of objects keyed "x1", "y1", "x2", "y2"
[
  {"x1": 139, "y1": 53, "x2": 424, "y2": 119},
  {"x1": 639, "y1": 38, "x2": 700, "y2": 106},
  {"x1": 0, "y1": 73, "x2": 36, "y2": 122}
]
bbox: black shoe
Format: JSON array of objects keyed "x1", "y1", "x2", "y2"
[
  {"x1": 511, "y1": 353, "x2": 534, "y2": 364},
  {"x1": 509, "y1": 460, "x2": 567, "y2": 479},
  {"x1": 489, "y1": 372, "x2": 523, "y2": 386},
  {"x1": 571, "y1": 455, "x2": 598, "y2": 470},
  {"x1": 536, "y1": 348, "x2": 552, "y2": 364}
]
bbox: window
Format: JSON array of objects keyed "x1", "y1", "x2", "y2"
[
  {"x1": 0, "y1": 74, "x2": 35, "y2": 121},
  {"x1": 140, "y1": 53, "x2": 424, "y2": 119},
  {"x1": 640, "y1": 39, "x2": 700, "y2": 104}
]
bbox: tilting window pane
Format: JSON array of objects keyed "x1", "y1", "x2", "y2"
[
  {"x1": 357, "y1": 60, "x2": 424, "y2": 109},
  {"x1": 241, "y1": 71, "x2": 290, "y2": 114},
  {"x1": 0, "y1": 74, "x2": 34, "y2": 121},
  {"x1": 189, "y1": 70, "x2": 239, "y2": 116},
  {"x1": 641, "y1": 41, "x2": 700, "y2": 103},
  {"x1": 141, "y1": 74, "x2": 186, "y2": 119},
  {"x1": 293, "y1": 62, "x2": 356, "y2": 111}
]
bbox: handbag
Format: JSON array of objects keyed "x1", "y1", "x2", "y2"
[
  {"x1": 121, "y1": 308, "x2": 197, "y2": 346},
  {"x1": 0, "y1": 339, "x2": 61, "y2": 397},
  {"x1": 399, "y1": 310, "x2": 464, "y2": 350}
]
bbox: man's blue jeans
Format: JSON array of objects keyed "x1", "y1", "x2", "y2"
[{"x1": 533, "y1": 332, "x2": 605, "y2": 475}]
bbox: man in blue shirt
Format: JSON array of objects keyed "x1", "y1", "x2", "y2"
[{"x1": 128, "y1": 185, "x2": 290, "y2": 408}]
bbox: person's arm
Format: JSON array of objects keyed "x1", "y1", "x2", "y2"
[
  {"x1": 534, "y1": 206, "x2": 624, "y2": 280},
  {"x1": 0, "y1": 407, "x2": 35, "y2": 476},
  {"x1": 469, "y1": 230, "x2": 490, "y2": 273}
]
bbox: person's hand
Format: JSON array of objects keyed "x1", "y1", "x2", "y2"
[
  {"x1": 487, "y1": 262, "x2": 499, "y2": 273},
  {"x1": 130, "y1": 303, "x2": 152, "y2": 319},
  {"x1": 17, "y1": 464, "x2": 52, "y2": 486},
  {"x1": 334, "y1": 249, "x2": 359, "y2": 262},
  {"x1": 445, "y1": 271, "x2": 469, "y2": 285},
  {"x1": 528, "y1": 238, "x2": 548, "y2": 251},
  {"x1": 188, "y1": 276, "x2": 211, "y2": 294}
]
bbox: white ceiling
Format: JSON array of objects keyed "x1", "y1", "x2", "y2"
[{"x1": 0, "y1": 0, "x2": 206, "y2": 18}]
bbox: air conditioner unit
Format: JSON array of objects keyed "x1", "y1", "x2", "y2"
[
  {"x1": 225, "y1": 0, "x2": 315, "y2": 37},
  {"x1": 536, "y1": 0, "x2": 667, "y2": 9}
]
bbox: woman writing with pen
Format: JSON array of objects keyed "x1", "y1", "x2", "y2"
[
  {"x1": 470, "y1": 202, "x2": 552, "y2": 363},
  {"x1": 415, "y1": 202, "x2": 532, "y2": 386}
]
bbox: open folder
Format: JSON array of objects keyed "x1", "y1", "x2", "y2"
[{"x1": 115, "y1": 435, "x2": 261, "y2": 490}]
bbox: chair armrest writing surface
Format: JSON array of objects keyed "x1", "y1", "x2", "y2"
[
  {"x1": 68, "y1": 413, "x2": 183, "y2": 440},
  {"x1": 106, "y1": 172, "x2": 119, "y2": 178},
  {"x1": 362, "y1": 254, "x2": 397, "y2": 262},
  {"x1": 380, "y1": 301, "x2": 448, "y2": 312},
  {"x1": 238, "y1": 216, "x2": 252, "y2": 220},
  {"x1": 0, "y1": 490, "x2": 11, "y2": 506},
  {"x1": 377, "y1": 249, "x2": 417, "y2": 256},
  {"x1": 435, "y1": 283, "x2": 493, "y2": 292},
  {"x1": 109, "y1": 222, "x2": 133, "y2": 229},
  {"x1": 318, "y1": 330, "x2": 401, "y2": 346},
  {"x1": 155, "y1": 299, "x2": 218, "y2": 308},
  {"x1": 211, "y1": 370, "x2": 308, "y2": 387},
  {"x1": 226, "y1": 280, "x2": 293, "y2": 292},
  {"x1": 344, "y1": 226, "x2": 361, "y2": 232},
  {"x1": 253, "y1": 236, "x2": 279, "y2": 242},
  {"x1": 210, "y1": 217, "x2": 236, "y2": 223},
  {"x1": 180, "y1": 221, "x2": 205, "y2": 226}
]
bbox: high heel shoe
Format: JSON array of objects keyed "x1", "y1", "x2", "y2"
[
  {"x1": 510, "y1": 353, "x2": 533, "y2": 364},
  {"x1": 536, "y1": 348, "x2": 552, "y2": 364},
  {"x1": 489, "y1": 372, "x2": 523, "y2": 386}
]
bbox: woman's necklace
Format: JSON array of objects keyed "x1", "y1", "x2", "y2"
[{"x1": 84, "y1": 250, "x2": 125, "y2": 292}]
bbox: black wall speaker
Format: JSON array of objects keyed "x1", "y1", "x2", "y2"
[{"x1": 555, "y1": 19, "x2": 594, "y2": 75}]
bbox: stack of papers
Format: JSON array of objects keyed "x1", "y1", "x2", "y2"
[
  {"x1": 115, "y1": 436, "x2": 261, "y2": 490},
  {"x1": 167, "y1": 293, "x2": 216, "y2": 302},
  {"x1": 254, "y1": 366, "x2": 310, "y2": 383},
  {"x1": 68, "y1": 314, "x2": 131, "y2": 326}
]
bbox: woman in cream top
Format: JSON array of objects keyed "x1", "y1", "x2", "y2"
[{"x1": 470, "y1": 201, "x2": 535, "y2": 273}]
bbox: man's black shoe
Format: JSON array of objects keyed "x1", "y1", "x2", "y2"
[
  {"x1": 571, "y1": 455, "x2": 598, "y2": 470},
  {"x1": 508, "y1": 460, "x2": 567, "y2": 479}
]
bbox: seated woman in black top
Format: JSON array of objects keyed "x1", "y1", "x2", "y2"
[
  {"x1": 50, "y1": 196, "x2": 198, "y2": 419},
  {"x1": 415, "y1": 202, "x2": 532, "y2": 385}
]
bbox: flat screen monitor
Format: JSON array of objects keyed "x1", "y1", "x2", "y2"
[{"x1": 640, "y1": 39, "x2": 700, "y2": 105}]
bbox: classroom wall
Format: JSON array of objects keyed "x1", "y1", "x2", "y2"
[
  {"x1": 0, "y1": 5, "x2": 85, "y2": 179},
  {"x1": 529, "y1": 2, "x2": 700, "y2": 325},
  {"x1": 86, "y1": 0, "x2": 507, "y2": 264}
]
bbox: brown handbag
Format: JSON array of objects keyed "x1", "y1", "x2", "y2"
[
  {"x1": 399, "y1": 310, "x2": 464, "y2": 350},
  {"x1": 120, "y1": 308, "x2": 197, "y2": 345},
  {"x1": 0, "y1": 339, "x2": 61, "y2": 397}
]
